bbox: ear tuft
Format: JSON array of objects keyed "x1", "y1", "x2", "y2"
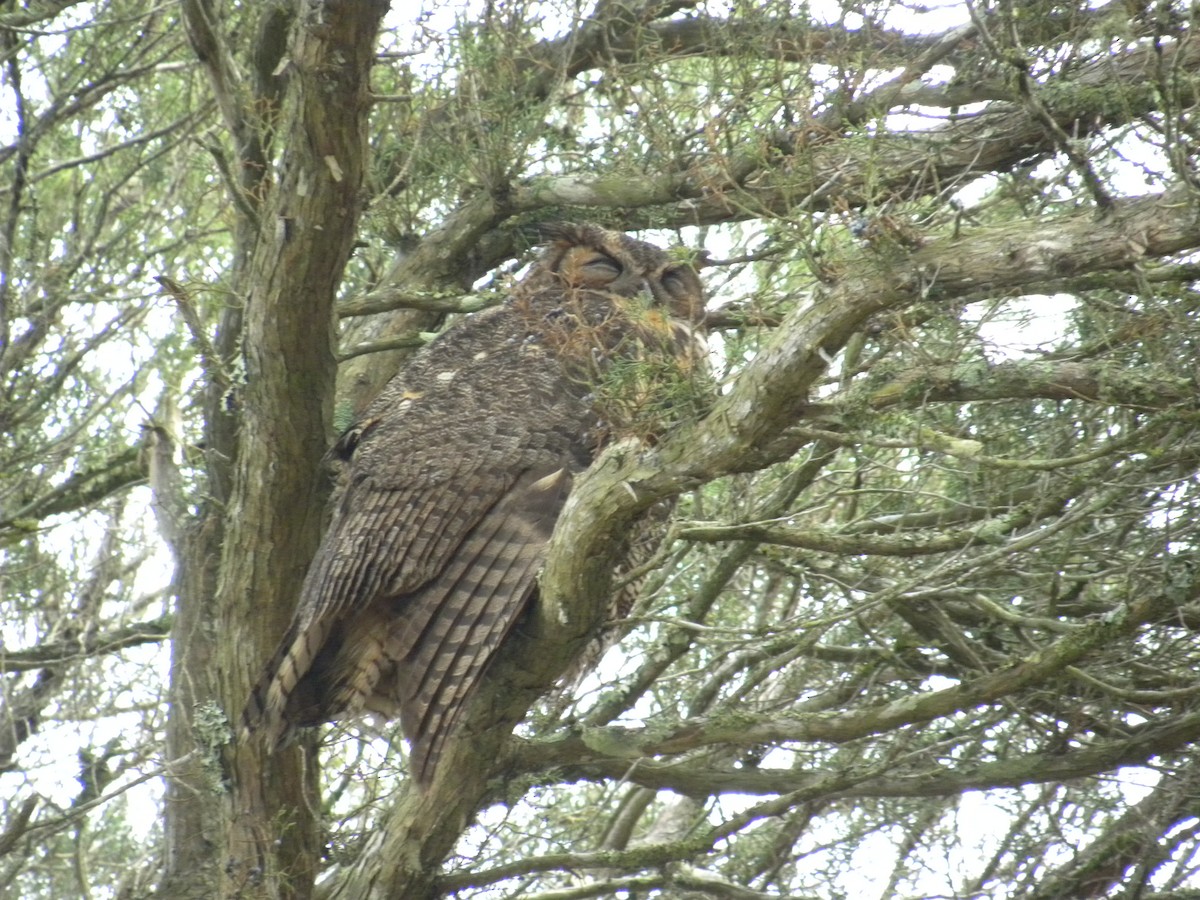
[{"x1": 534, "y1": 221, "x2": 588, "y2": 246}]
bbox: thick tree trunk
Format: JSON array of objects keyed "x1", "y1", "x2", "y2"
[{"x1": 160, "y1": 4, "x2": 390, "y2": 898}]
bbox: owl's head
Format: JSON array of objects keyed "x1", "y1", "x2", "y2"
[{"x1": 528, "y1": 223, "x2": 706, "y2": 324}]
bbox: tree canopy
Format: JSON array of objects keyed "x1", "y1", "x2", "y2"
[{"x1": 4, "y1": 1, "x2": 1200, "y2": 898}]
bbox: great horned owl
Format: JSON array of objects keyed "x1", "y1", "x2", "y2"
[{"x1": 240, "y1": 223, "x2": 706, "y2": 786}]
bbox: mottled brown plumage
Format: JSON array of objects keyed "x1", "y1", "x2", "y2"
[{"x1": 240, "y1": 223, "x2": 706, "y2": 786}]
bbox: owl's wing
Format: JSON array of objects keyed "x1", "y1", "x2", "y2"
[
  {"x1": 388, "y1": 465, "x2": 571, "y2": 785},
  {"x1": 241, "y1": 439, "x2": 574, "y2": 786},
  {"x1": 240, "y1": 444, "x2": 505, "y2": 731}
]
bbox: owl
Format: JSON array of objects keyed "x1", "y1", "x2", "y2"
[{"x1": 240, "y1": 223, "x2": 707, "y2": 787}]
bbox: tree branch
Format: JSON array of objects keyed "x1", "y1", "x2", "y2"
[
  {"x1": 528, "y1": 709, "x2": 1200, "y2": 802},
  {"x1": 0, "y1": 616, "x2": 171, "y2": 674}
]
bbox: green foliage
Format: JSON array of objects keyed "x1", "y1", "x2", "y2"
[{"x1": 6, "y1": 0, "x2": 1200, "y2": 898}]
